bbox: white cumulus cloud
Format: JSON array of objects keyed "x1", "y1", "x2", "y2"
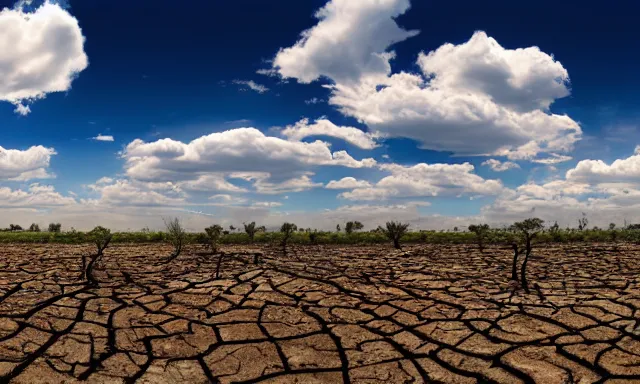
[
  {"x1": 0, "y1": 183, "x2": 75, "y2": 208},
  {"x1": 482, "y1": 159, "x2": 521, "y2": 172},
  {"x1": 325, "y1": 177, "x2": 372, "y2": 189},
  {"x1": 0, "y1": 145, "x2": 56, "y2": 180},
  {"x1": 122, "y1": 127, "x2": 376, "y2": 184},
  {"x1": 339, "y1": 162, "x2": 503, "y2": 201},
  {"x1": 281, "y1": 118, "x2": 379, "y2": 149},
  {"x1": 271, "y1": 0, "x2": 418, "y2": 84},
  {"x1": 0, "y1": 2, "x2": 88, "y2": 114},
  {"x1": 269, "y1": 0, "x2": 580, "y2": 161}
]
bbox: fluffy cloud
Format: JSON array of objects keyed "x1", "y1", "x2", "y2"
[
  {"x1": 123, "y1": 127, "x2": 376, "y2": 184},
  {"x1": 249, "y1": 173, "x2": 323, "y2": 194},
  {"x1": 0, "y1": 145, "x2": 56, "y2": 180},
  {"x1": 567, "y1": 153, "x2": 640, "y2": 184},
  {"x1": 270, "y1": 0, "x2": 580, "y2": 160},
  {"x1": 0, "y1": 183, "x2": 75, "y2": 208},
  {"x1": 482, "y1": 159, "x2": 520, "y2": 172},
  {"x1": 232, "y1": 80, "x2": 269, "y2": 94},
  {"x1": 281, "y1": 118, "x2": 378, "y2": 149},
  {"x1": 416, "y1": 32, "x2": 570, "y2": 113},
  {"x1": 8, "y1": 167, "x2": 55, "y2": 181},
  {"x1": 92, "y1": 134, "x2": 114, "y2": 142},
  {"x1": 339, "y1": 162, "x2": 503, "y2": 200},
  {"x1": 180, "y1": 174, "x2": 247, "y2": 193},
  {"x1": 271, "y1": 0, "x2": 418, "y2": 84},
  {"x1": 325, "y1": 177, "x2": 372, "y2": 189},
  {"x1": 14, "y1": 103, "x2": 31, "y2": 116},
  {"x1": 479, "y1": 151, "x2": 640, "y2": 227},
  {"x1": 86, "y1": 179, "x2": 185, "y2": 207},
  {"x1": 0, "y1": 2, "x2": 88, "y2": 114},
  {"x1": 330, "y1": 54, "x2": 580, "y2": 158}
]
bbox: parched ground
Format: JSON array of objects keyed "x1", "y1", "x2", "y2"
[{"x1": 0, "y1": 243, "x2": 639, "y2": 383}]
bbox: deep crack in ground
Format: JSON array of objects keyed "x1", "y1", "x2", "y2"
[{"x1": 0, "y1": 243, "x2": 639, "y2": 383}]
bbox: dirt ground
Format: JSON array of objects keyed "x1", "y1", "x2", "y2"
[{"x1": 0, "y1": 243, "x2": 638, "y2": 383}]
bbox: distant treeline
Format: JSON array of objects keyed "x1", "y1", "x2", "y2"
[{"x1": 0, "y1": 226, "x2": 638, "y2": 245}]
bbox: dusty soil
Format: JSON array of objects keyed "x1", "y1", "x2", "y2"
[{"x1": 0, "y1": 243, "x2": 638, "y2": 383}]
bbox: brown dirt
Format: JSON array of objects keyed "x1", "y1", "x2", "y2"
[{"x1": 0, "y1": 242, "x2": 638, "y2": 383}]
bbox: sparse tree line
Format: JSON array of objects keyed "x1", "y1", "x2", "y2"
[{"x1": 3, "y1": 213, "x2": 640, "y2": 247}]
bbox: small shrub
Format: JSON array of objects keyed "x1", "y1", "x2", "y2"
[
  {"x1": 280, "y1": 222, "x2": 297, "y2": 251},
  {"x1": 468, "y1": 224, "x2": 490, "y2": 252},
  {"x1": 165, "y1": 218, "x2": 186, "y2": 261},
  {"x1": 205, "y1": 224, "x2": 224, "y2": 253},
  {"x1": 88, "y1": 226, "x2": 113, "y2": 256},
  {"x1": 345, "y1": 221, "x2": 364, "y2": 235},
  {"x1": 379, "y1": 221, "x2": 410, "y2": 249},
  {"x1": 243, "y1": 222, "x2": 259, "y2": 242}
]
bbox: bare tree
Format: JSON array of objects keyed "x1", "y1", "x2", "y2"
[
  {"x1": 165, "y1": 218, "x2": 186, "y2": 262},
  {"x1": 577, "y1": 213, "x2": 589, "y2": 231},
  {"x1": 379, "y1": 221, "x2": 410, "y2": 249},
  {"x1": 511, "y1": 218, "x2": 544, "y2": 293},
  {"x1": 468, "y1": 224, "x2": 490, "y2": 253}
]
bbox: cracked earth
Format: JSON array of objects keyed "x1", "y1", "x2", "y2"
[{"x1": 0, "y1": 243, "x2": 639, "y2": 383}]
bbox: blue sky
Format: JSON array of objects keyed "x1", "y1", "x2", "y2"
[{"x1": 1, "y1": 0, "x2": 640, "y2": 231}]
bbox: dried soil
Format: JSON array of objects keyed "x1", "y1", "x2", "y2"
[{"x1": 0, "y1": 243, "x2": 638, "y2": 383}]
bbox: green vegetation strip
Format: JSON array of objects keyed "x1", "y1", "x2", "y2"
[{"x1": 0, "y1": 228, "x2": 635, "y2": 245}]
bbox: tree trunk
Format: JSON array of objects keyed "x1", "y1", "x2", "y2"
[
  {"x1": 215, "y1": 252, "x2": 224, "y2": 279},
  {"x1": 86, "y1": 254, "x2": 101, "y2": 286},
  {"x1": 520, "y1": 236, "x2": 532, "y2": 293},
  {"x1": 393, "y1": 238, "x2": 401, "y2": 249},
  {"x1": 511, "y1": 244, "x2": 519, "y2": 281},
  {"x1": 81, "y1": 256, "x2": 87, "y2": 281},
  {"x1": 165, "y1": 245, "x2": 182, "y2": 263},
  {"x1": 520, "y1": 250, "x2": 531, "y2": 293}
]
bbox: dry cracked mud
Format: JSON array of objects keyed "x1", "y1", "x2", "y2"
[{"x1": 0, "y1": 242, "x2": 639, "y2": 383}]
